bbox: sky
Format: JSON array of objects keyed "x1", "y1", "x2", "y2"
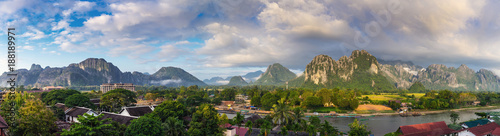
[{"x1": 0, "y1": 0, "x2": 500, "y2": 80}]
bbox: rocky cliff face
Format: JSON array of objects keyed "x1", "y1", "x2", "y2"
[
  {"x1": 295, "y1": 50, "x2": 394, "y2": 90},
  {"x1": 0, "y1": 58, "x2": 207, "y2": 87},
  {"x1": 381, "y1": 61, "x2": 500, "y2": 91}
]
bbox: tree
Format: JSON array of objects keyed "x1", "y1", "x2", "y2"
[
  {"x1": 187, "y1": 104, "x2": 224, "y2": 136},
  {"x1": 307, "y1": 124, "x2": 317, "y2": 136},
  {"x1": 163, "y1": 117, "x2": 186, "y2": 136},
  {"x1": 234, "y1": 112, "x2": 245, "y2": 133},
  {"x1": 259, "y1": 120, "x2": 272, "y2": 136},
  {"x1": 292, "y1": 107, "x2": 305, "y2": 125},
  {"x1": 261, "y1": 92, "x2": 279, "y2": 110},
  {"x1": 0, "y1": 92, "x2": 27, "y2": 135},
  {"x1": 102, "y1": 88, "x2": 137, "y2": 105},
  {"x1": 348, "y1": 119, "x2": 371, "y2": 136},
  {"x1": 65, "y1": 93, "x2": 95, "y2": 108},
  {"x1": 408, "y1": 82, "x2": 426, "y2": 92},
  {"x1": 17, "y1": 99, "x2": 57, "y2": 136},
  {"x1": 302, "y1": 96, "x2": 323, "y2": 109},
  {"x1": 62, "y1": 113, "x2": 117, "y2": 136},
  {"x1": 272, "y1": 98, "x2": 292, "y2": 126},
  {"x1": 42, "y1": 89, "x2": 80, "y2": 105},
  {"x1": 125, "y1": 116, "x2": 163, "y2": 136},
  {"x1": 251, "y1": 95, "x2": 262, "y2": 106},
  {"x1": 450, "y1": 111, "x2": 459, "y2": 124},
  {"x1": 309, "y1": 116, "x2": 321, "y2": 128},
  {"x1": 100, "y1": 92, "x2": 127, "y2": 113},
  {"x1": 475, "y1": 112, "x2": 488, "y2": 118},
  {"x1": 149, "y1": 100, "x2": 187, "y2": 122},
  {"x1": 145, "y1": 93, "x2": 159, "y2": 101},
  {"x1": 246, "y1": 121, "x2": 254, "y2": 135},
  {"x1": 279, "y1": 127, "x2": 289, "y2": 136},
  {"x1": 320, "y1": 120, "x2": 339, "y2": 136},
  {"x1": 315, "y1": 88, "x2": 333, "y2": 106},
  {"x1": 220, "y1": 88, "x2": 237, "y2": 101}
]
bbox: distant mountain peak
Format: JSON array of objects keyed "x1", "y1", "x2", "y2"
[
  {"x1": 254, "y1": 63, "x2": 296, "y2": 85},
  {"x1": 30, "y1": 64, "x2": 43, "y2": 71},
  {"x1": 227, "y1": 76, "x2": 248, "y2": 86}
]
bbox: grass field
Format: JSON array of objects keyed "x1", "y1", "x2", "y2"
[
  {"x1": 355, "y1": 104, "x2": 394, "y2": 114},
  {"x1": 311, "y1": 107, "x2": 348, "y2": 113}
]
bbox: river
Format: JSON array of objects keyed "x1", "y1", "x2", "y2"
[
  {"x1": 323, "y1": 109, "x2": 500, "y2": 135},
  {"x1": 223, "y1": 108, "x2": 500, "y2": 135}
]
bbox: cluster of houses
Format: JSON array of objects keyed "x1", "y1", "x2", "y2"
[
  {"x1": 55, "y1": 102, "x2": 154, "y2": 129},
  {"x1": 397, "y1": 118, "x2": 500, "y2": 136}
]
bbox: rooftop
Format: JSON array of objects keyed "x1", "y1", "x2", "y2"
[
  {"x1": 398, "y1": 121, "x2": 455, "y2": 136},
  {"x1": 99, "y1": 112, "x2": 138, "y2": 125}
]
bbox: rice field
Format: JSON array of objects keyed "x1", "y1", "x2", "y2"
[{"x1": 361, "y1": 93, "x2": 425, "y2": 101}]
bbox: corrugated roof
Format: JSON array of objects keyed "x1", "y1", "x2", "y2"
[
  {"x1": 0, "y1": 115, "x2": 8, "y2": 129},
  {"x1": 99, "y1": 112, "x2": 138, "y2": 125},
  {"x1": 463, "y1": 119, "x2": 490, "y2": 128},
  {"x1": 123, "y1": 106, "x2": 152, "y2": 117},
  {"x1": 66, "y1": 107, "x2": 92, "y2": 117},
  {"x1": 467, "y1": 122, "x2": 500, "y2": 136},
  {"x1": 399, "y1": 121, "x2": 454, "y2": 136}
]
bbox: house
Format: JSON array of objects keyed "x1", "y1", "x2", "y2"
[
  {"x1": 89, "y1": 98, "x2": 100, "y2": 107},
  {"x1": 54, "y1": 103, "x2": 68, "y2": 111},
  {"x1": 456, "y1": 122, "x2": 500, "y2": 136},
  {"x1": 65, "y1": 107, "x2": 97, "y2": 123},
  {"x1": 0, "y1": 115, "x2": 8, "y2": 136},
  {"x1": 55, "y1": 120, "x2": 71, "y2": 132},
  {"x1": 461, "y1": 119, "x2": 491, "y2": 129},
  {"x1": 397, "y1": 121, "x2": 455, "y2": 136},
  {"x1": 119, "y1": 106, "x2": 153, "y2": 117},
  {"x1": 99, "y1": 112, "x2": 138, "y2": 125},
  {"x1": 244, "y1": 114, "x2": 262, "y2": 123},
  {"x1": 472, "y1": 101, "x2": 481, "y2": 106},
  {"x1": 225, "y1": 126, "x2": 249, "y2": 136},
  {"x1": 42, "y1": 86, "x2": 65, "y2": 91},
  {"x1": 246, "y1": 128, "x2": 310, "y2": 136}
]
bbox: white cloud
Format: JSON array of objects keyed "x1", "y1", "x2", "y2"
[
  {"x1": 150, "y1": 79, "x2": 182, "y2": 85},
  {"x1": 20, "y1": 46, "x2": 34, "y2": 50},
  {"x1": 52, "y1": 20, "x2": 69, "y2": 30},
  {"x1": 62, "y1": 1, "x2": 96, "y2": 17},
  {"x1": 20, "y1": 26, "x2": 46, "y2": 40}
]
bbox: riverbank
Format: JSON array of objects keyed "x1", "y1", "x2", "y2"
[{"x1": 328, "y1": 105, "x2": 500, "y2": 117}]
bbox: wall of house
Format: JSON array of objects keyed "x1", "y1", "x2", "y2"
[{"x1": 457, "y1": 130, "x2": 475, "y2": 136}]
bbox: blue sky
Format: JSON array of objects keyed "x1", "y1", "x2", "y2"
[{"x1": 1, "y1": 0, "x2": 500, "y2": 80}]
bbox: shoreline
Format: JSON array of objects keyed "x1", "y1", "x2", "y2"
[{"x1": 303, "y1": 105, "x2": 500, "y2": 117}]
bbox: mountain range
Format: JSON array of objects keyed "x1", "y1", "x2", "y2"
[
  {"x1": 0, "y1": 58, "x2": 206, "y2": 87},
  {"x1": 2, "y1": 50, "x2": 499, "y2": 91}
]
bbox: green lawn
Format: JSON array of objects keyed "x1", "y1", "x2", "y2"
[{"x1": 311, "y1": 107, "x2": 347, "y2": 113}]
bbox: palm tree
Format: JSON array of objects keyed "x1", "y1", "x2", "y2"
[
  {"x1": 272, "y1": 98, "x2": 292, "y2": 127},
  {"x1": 163, "y1": 117, "x2": 186, "y2": 136}
]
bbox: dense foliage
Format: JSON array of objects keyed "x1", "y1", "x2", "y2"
[{"x1": 125, "y1": 116, "x2": 163, "y2": 136}]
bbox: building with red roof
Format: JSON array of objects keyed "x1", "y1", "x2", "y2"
[
  {"x1": 456, "y1": 122, "x2": 500, "y2": 136},
  {"x1": 397, "y1": 121, "x2": 455, "y2": 136},
  {"x1": 0, "y1": 115, "x2": 8, "y2": 136}
]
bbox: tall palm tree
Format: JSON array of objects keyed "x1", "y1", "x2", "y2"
[{"x1": 272, "y1": 98, "x2": 293, "y2": 127}]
